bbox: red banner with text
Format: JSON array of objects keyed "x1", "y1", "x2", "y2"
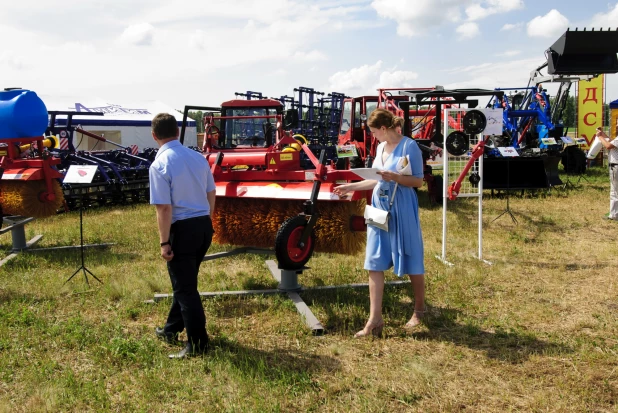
[{"x1": 577, "y1": 75, "x2": 604, "y2": 147}]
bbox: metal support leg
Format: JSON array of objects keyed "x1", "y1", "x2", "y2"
[
  {"x1": 266, "y1": 260, "x2": 324, "y2": 335},
  {"x1": 10, "y1": 224, "x2": 27, "y2": 251}
]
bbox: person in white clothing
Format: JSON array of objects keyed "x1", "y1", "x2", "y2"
[{"x1": 595, "y1": 127, "x2": 618, "y2": 220}]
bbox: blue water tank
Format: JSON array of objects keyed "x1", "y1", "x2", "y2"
[{"x1": 0, "y1": 89, "x2": 48, "y2": 140}]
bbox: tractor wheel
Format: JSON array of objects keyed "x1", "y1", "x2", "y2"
[{"x1": 275, "y1": 215, "x2": 316, "y2": 270}]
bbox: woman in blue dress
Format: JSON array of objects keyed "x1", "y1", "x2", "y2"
[{"x1": 334, "y1": 108, "x2": 426, "y2": 337}]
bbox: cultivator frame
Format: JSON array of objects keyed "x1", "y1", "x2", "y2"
[{"x1": 48, "y1": 111, "x2": 154, "y2": 209}]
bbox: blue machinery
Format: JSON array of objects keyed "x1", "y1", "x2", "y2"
[{"x1": 483, "y1": 28, "x2": 618, "y2": 188}]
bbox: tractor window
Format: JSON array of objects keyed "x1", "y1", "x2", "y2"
[
  {"x1": 224, "y1": 108, "x2": 272, "y2": 147},
  {"x1": 340, "y1": 101, "x2": 352, "y2": 134},
  {"x1": 366, "y1": 102, "x2": 378, "y2": 118},
  {"x1": 354, "y1": 103, "x2": 361, "y2": 128}
]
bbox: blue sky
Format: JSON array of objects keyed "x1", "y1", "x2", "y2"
[{"x1": 2, "y1": 0, "x2": 618, "y2": 109}]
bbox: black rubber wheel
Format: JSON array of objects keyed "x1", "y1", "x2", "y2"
[
  {"x1": 463, "y1": 110, "x2": 487, "y2": 135},
  {"x1": 445, "y1": 131, "x2": 469, "y2": 156},
  {"x1": 275, "y1": 215, "x2": 316, "y2": 270}
]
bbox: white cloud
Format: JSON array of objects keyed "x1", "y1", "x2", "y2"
[
  {"x1": 527, "y1": 9, "x2": 569, "y2": 38},
  {"x1": 587, "y1": 3, "x2": 618, "y2": 28},
  {"x1": 443, "y1": 62, "x2": 493, "y2": 74},
  {"x1": 495, "y1": 50, "x2": 522, "y2": 57},
  {"x1": 501, "y1": 22, "x2": 523, "y2": 31},
  {"x1": 327, "y1": 61, "x2": 420, "y2": 95},
  {"x1": 328, "y1": 61, "x2": 383, "y2": 92},
  {"x1": 375, "y1": 70, "x2": 419, "y2": 89},
  {"x1": 119, "y1": 23, "x2": 155, "y2": 46},
  {"x1": 371, "y1": 0, "x2": 523, "y2": 37},
  {"x1": 465, "y1": 0, "x2": 524, "y2": 21},
  {"x1": 293, "y1": 50, "x2": 328, "y2": 62},
  {"x1": 0, "y1": 51, "x2": 26, "y2": 70},
  {"x1": 456, "y1": 22, "x2": 481, "y2": 39},
  {"x1": 444, "y1": 57, "x2": 542, "y2": 90},
  {"x1": 371, "y1": 0, "x2": 462, "y2": 37},
  {"x1": 272, "y1": 68, "x2": 288, "y2": 76}
]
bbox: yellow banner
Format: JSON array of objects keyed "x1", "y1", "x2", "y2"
[{"x1": 578, "y1": 74, "x2": 604, "y2": 146}]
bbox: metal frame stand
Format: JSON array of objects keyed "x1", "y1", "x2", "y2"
[
  {"x1": 153, "y1": 247, "x2": 410, "y2": 336},
  {"x1": 63, "y1": 204, "x2": 103, "y2": 286},
  {"x1": 491, "y1": 158, "x2": 518, "y2": 225},
  {"x1": 491, "y1": 190, "x2": 518, "y2": 224},
  {"x1": 0, "y1": 215, "x2": 113, "y2": 270}
]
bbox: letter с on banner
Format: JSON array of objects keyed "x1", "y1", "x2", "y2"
[{"x1": 583, "y1": 112, "x2": 598, "y2": 126}]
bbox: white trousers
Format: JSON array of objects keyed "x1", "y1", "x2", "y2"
[{"x1": 609, "y1": 164, "x2": 618, "y2": 221}]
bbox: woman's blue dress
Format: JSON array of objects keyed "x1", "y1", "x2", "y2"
[{"x1": 364, "y1": 138, "x2": 425, "y2": 276}]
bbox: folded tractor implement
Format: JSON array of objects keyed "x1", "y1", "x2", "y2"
[{"x1": 182, "y1": 98, "x2": 367, "y2": 269}]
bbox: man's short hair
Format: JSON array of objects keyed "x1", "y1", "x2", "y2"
[{"x1": 152, "y1": 113, "x2": 179, "y2": 140}]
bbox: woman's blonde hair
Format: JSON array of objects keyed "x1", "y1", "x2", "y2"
[{"x1": 367, "y1": 108, "x2": 404, "y2": 130}]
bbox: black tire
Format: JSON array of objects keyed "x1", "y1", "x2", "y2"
[
  {"x1": 275, "y1": 215, "x2": 316, "y2": 270},
  {"x1": 463, "y1": 110, "x2": 487, "y2": 134}
]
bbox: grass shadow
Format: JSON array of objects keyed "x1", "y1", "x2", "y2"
[
  {"x1": 301, "y1": 287, "x2": 573, "y2": 364},
  {"x1": 301, "y1": 283, "x2": 410, "y2": 333},
  {"x1": 209, "y1": 334, "x2": 341, "y2": 385},
  {"x1": 17, "y1": 248, "x2": 141, "y2": 267},
  {"x1": 413, "y1": 306, "x2": 573, "y2": 364}
]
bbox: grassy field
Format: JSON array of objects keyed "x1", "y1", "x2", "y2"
[{"x1": 1, "y1": 165, "x2": 617, "y2": 412}]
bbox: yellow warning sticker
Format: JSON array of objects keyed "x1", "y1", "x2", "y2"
[
  {"x1": 280, "y1": 153, "x2": 293, "y2": 161},
  {"x1": 270, "y1": 158, "x2": 276, "y2": 165}
]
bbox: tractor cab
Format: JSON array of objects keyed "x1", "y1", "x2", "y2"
[
  {"x1": 210, "y1": 99, "x2": 284, "y2": 149},
  {"x1": 338, "y1": 96, "x2": 412, "y2": 168}
]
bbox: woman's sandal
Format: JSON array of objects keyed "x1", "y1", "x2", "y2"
[
  {"x1": 403, "y1": 308, "x2": 426, "y2": 331},
  {"x1": 354, "y1": 319, "x2": 385, "y2": 338}
]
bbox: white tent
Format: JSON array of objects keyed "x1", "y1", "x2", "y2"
[{"x1": 41, "y1": 96, "x2": 197, "y2": 151}]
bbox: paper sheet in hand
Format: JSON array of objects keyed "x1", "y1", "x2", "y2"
[
  {"x1": 396, "y1": 155, "x2": 412, "y2": 175},
  {"x1": 350, "y1": 168, "x2": 383, "y2": 181}
]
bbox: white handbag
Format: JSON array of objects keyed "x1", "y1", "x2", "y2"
[{"x1": 364, "y1": 183, "x2": 398, "y2": 231}]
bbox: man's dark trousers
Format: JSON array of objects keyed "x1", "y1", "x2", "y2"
[{"x1": 163, "y1": 215, "x2": 213, "y2": 351}]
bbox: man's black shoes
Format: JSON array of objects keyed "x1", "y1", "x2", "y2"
[
  {"x1": 155, "y1": 327, "x2": 180, "y2": 344},
  {"x1": 168, "y1": 343, "x2": 208, "y2": 359}
]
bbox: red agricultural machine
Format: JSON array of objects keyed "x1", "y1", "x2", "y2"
[
  {"x1": 179, "y1": 87, "x2": 466, "y2": 268},
  {"x1": 0, "y1": 88, "x2": 65, "y2": 224},
  {"x1": 181, "y1": 98, "x2": 369, "y2": 270}
]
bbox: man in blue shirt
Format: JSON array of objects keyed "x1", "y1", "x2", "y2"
[{"x1": 149, "y1": 113, "x2": 216, "y2": 359}]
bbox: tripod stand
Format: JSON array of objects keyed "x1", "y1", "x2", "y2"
[
  {"x1": 64, "y1": 195, "x2": 103, "y2": 286},
  {"x1": 492, "y1": 157, "x2": 518, "y2": 224},
  {"x1": 562, "y1": 144, "x2": 589, "y2": 189}
]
